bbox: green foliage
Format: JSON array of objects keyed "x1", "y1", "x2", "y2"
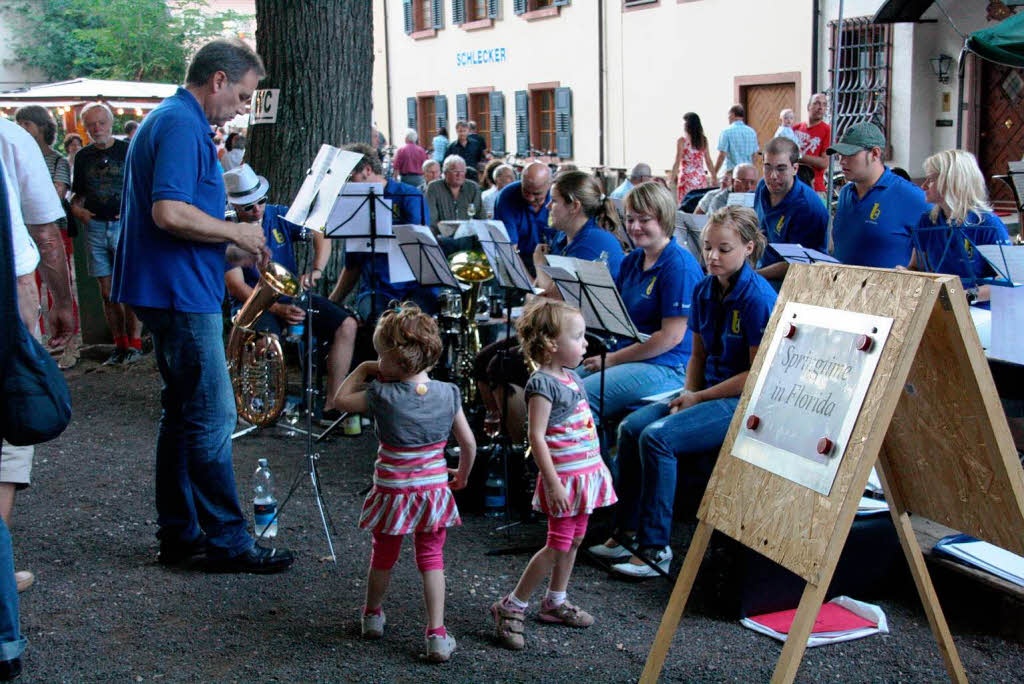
[{"x1": 1, "y1": 0, "x2": 249, "y2": 83}]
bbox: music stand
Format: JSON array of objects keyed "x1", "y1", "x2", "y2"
[
  {"x1": 975, "y1": 243, "x2": 1024, "y2": 287},
  {"x1": 768, "y1": 242, "x2": 840, "y2": 265}
]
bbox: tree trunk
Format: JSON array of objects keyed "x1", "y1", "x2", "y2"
[{"x1": 248, "y1": 1, "x2": 373, "y2": 204}]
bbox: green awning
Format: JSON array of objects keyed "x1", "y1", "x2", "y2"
[{"x1": 965, "y1": 12, "x2": 1024, "y2": 68}]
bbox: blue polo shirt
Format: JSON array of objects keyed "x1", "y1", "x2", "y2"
[
  {"x1": 344, "y1": 179, "x2": 429, "y2": 300},
  {"x1": 755, "y1": 178, "x2": 829, "y2": 267},
  {"x1": 913, "y1": 209, "x2": 1011, "y2": 289},
  {"x1": 691, "y1": 262, "x2": 777, "y2": 387},
  {"x1": 832, "y1": 167, "x2": 930, "y2": 268},
  {"x1": 615, "y1": 238, "x2": 703, "y2": 368},
  {"x1": 550, "y1": 217, "x2": 625, "y2": 280},
  {"x1": 494, "y1": 181, "x2": 554, "y2": 263},
  {"x1": 112, "y1": 87, "x2": 228, "y2": 313}
]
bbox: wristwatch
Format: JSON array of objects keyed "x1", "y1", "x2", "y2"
[{"x1": 965, "y1": 287, "x2": 979, "y2": 304}]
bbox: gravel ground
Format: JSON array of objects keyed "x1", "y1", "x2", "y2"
[{"x1": 10, "y1": 356, "x2": 1024, "y2": 682}]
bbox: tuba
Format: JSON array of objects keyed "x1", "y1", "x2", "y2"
[
  {"x1": 227, "y1": 262, "x2": 301, "y2": 426},
  {"x1": 447, "y1": 250, "x2": 493, "y2": 402}
]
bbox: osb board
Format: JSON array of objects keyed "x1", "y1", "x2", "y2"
[
  {"x1": 882, "y1": 283, "x2": 1024, "y2": 556},
  {"x1": 699, "y1": 264, "x2": 937, "y2": 584}
]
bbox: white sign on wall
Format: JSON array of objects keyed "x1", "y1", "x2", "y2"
[{"x1": 250, "y1": 89, "x2": 280, "y2": 125}]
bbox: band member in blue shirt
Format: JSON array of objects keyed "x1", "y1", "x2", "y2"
[
  {"x1": 590, "y1": 207, "x2": 776, "y2": 578},
  {"x1": 829, "y1": 122, "x2": 930, "y2": 268},
  {"x1": 911, "y1": 149, "x2": 1011, "y2": 306},
  {"x1": 494, "y1": 162, "x2": 554, "y2": 272},
  {"x1": 755, "y1": 136, "x2": 828, "y2": 287},
  {"x1": 223, "y1": 164, "x2": 357, "y2": 409},
  {"x1": 578, "y1": 182, "x2": 703, "y2": 439}
]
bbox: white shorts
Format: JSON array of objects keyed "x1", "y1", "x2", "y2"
[{"x1": 0, "y1": 442, "x2": 33, "y2": 487}]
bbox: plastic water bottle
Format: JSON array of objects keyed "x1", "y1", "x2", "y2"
[
  {"x1": 598, "y1": 250, "x2": 610, "y2": 265},
  {"x1": 252, "y1": 458, "x2": 278, "y2": 538},
  {"x1": 285, "y1": 293, "x2": 308, "y2": 342},
  {"x1": 484, "y1": 455, "x2": 506, "y2": 518}
]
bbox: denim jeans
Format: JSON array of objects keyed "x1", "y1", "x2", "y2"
[
  {"x1": 0, "y1": 517, "x2": 24, "y2": 662},
  {"x1": 615, "y1": 396, "x2": 739, "y2": 548},
  {"x1": 135, "y1": 307, "x2": 253, "y2": 559}
]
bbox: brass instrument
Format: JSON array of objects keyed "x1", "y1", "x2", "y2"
[
  {"x1": 227, "y1": 262, "x2": 301, "y2": 426},
  {"x1": 447, "y1": 250, "x2": 494, "y2": 402}
]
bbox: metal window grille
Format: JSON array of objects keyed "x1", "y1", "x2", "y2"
[{"x1": 827, "y1": 17, "x2": 893, "y2": 145}]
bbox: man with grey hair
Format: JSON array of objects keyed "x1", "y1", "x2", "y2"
[
  {"x1": 71, "y1": 102, "x2": 140, "y2": 365},
  {"x1": 610, "y1": 162, "x2": 652, "y2": 200},
  {"x1": 695, "y1": 162, "x2": 758, "y2": 215},
  {"x1": 418, "y1": 158, "x2": 440, "y2": 193},
  {"x1": 112, "y1": 38, "x2": 294, "y2": 574},
  {"x1": 425, "y1": 154, "x2": 484, "y2": 229},
  {"x1": 481, "y1": 163, "x2": 515, "y2": 218},
  {"x1": 393, "y1": 127, "x2": 428, "y2": 187}
]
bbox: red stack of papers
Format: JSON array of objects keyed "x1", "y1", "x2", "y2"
[{"x1": 741, "y1": 596, "x2": 888, "y2": 647}]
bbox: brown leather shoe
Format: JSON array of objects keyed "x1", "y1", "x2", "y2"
[{"x1": 15, "y1": 570, "x2": 33, "y2": 593}]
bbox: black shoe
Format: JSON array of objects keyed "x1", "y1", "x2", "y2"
[
  {"x1": 157, "y1": 534, "x2": 209, "y2": 566},
  {"x1": 319, "y1": 409, "x2": 342, "y2": 426},
  {"x1": 102, "y1": 348, "x2": 127, "y2": 366},
  {"x1": 0, "y1": 657, "x2": 21, "y2": 681},
  {"x1": 208, "y1": 544, "x2": 294, "y2": 574},
  {"x1": 122, "y1": 348, "x2": 144, "y2": 365}
]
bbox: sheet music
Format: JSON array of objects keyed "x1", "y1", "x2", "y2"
[
  {"x1": 544, "y1": 254, "x2": 577, "y2": 276},
  {"x1": 977, "y1": 244, "x2": 1024, "y2": 285},
  {"x1": 325, "y1": 182, "x2": 393, "y2": 246},
  {"x1": 285, "y1": 146, "x2": 362, "y2": 231},
  {"x1": 726, "y1": 191, "x2": 755, "y2": 208},
  {"x1": 769, "y1": 243, "x2": 839, "y2": 264},
  {"x1": 541, "y1": 257, "x2": 641, "y2": 341},
  {"x1": 477, "y1": 222, "x2": 533, "y2": 292},
  {"x1": 393, "y1": 224, "x2": 459, "y2": 289},
  {"x1": 989, "y1": 285, "x2": 1024, "y2": 365},
  {"x1": 451, "y1": 219, "x2": 511, "y2": 242}
]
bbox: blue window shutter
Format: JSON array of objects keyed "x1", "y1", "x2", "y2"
[
  {"x1": 554, "y1": 87, "x2": 572, "y2": 159},
  {"x1": 403, "y1": 0, "x2": 413, "y2": 33},
  {"x1": 432, "y1": 0, "x2": 444, "y2": 28},
  {"x1": 435, "y1": 95, "x2": 448, "y2": 132},
  {"x1": 513, "y1": 0, "x2": 527, "y2": 15},
  {"x1": 515, "y1": 90, "x2": 530, "y2": 157},
  {"x1": 489, "y1": 91, "x2": 506, "y2": 155},
  {"x1": 487, "y1": 0, "x2": 499, "y2": 19},
  {"x1": 456, "y1": 94, "x2": 468, "y2": 123},
  {"x1": 453, "y1": 0, "x2": 465, "y2": 24},
  {"x1": 407, "y1": 97, "x2": 418, "y2": 130}
]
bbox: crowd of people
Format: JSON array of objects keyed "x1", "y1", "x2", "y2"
[{"x1": 0, "y1": 33, "x2": 1018, "y2": 676}]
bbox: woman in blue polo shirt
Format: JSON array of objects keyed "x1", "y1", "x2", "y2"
[
  {"x1": 911, "y1": 149, "x2": 1010, "y2": 306},
  {"x1": 589, "y1": 207, "x2": 777, "y2": 578},
  {"x1": 579, "y1": 182, "x2": 703, "y2": 436}
]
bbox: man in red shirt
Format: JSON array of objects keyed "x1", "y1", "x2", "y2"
[
  {"x1": 392, "y1": 128, "x2": 429, "y2": 187},
  {"x1": 794, "y1": 93, "x2": 831, "y2": 194}
]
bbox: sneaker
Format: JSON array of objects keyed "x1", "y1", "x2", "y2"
[
  {"x1": 207, "y1": 544, "x2": 294, "y2": 574},
  {"x1": 122, "y1": 348, "x2": 144, "y2": 364},
  {"x1": 102, "y1": 348, "x2": 127, "y2": 366},
  {"x1": 538, "y1": 599, "x2": 594, "y2": 628},
  {"x1": 424, "y1": 632, "x2": 456, "y2": 663},
  {"x1": 361, "y1": 610, "x2": 386, "y2": 639},
  {"x1": 14, "y1": 571, "x2": 33, "y2": 593},
  {"x1": 610, "y1": 546, "x2": 672, "y2": 579},
  {"x1": 490, "y1": 599, "x2": 526, "y2": 650},
  {"x1": 587, "y1": 536, "x2": 634, "y2": 561}
]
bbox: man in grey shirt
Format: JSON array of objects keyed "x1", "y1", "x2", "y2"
[
  {"x1": 695, "y1": 163, "x2": 758, "y2": 215},
  {"x1": 425, "y1": 155, "x2": 484, "y2": 230}
]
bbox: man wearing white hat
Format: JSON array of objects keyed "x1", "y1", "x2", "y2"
[{"x1": 223, "y1": 164, "x2": 357, "y2": 414}]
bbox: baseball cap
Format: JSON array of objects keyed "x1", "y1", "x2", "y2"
[{"x1": 826, "y1": 122, "x2": 886, "y2": 156}]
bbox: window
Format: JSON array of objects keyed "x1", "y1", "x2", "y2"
[
  {"x1": 533, "y1": 89, "x2": 555, "y2": 154},
  {"x1": 828, "y1": 16, "x2": 892, "y2": 145},
  {"x1": 470, "y1": 93, "x2": 491, "y2": 150},
  {"x1": 404, "y1": 0, "x2": 442, "y2": 34},
  {"x1": 531, "y1": 0, "x2": 554, "y2": 7},
  {"x1": 418, "y1": 96, "x2": 436, "y2": 146},
  {"x1": 466, "y1": 0, "x2": 488, "y2": 21},
  {"x1": 513, "y1": 0, "x2": 569, "y2": 16}
]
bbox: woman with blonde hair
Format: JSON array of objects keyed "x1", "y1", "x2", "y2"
[{"x1": 912, "y1": 149, "x2": 1010, "y2": 304}]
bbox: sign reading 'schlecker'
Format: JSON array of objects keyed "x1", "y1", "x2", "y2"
[
  {"x1": 456, "y1": 47, "x2": 507, "y2": 67},
  {"x1": 732, "y1": 303, "x2": 893, "y2": 496}
]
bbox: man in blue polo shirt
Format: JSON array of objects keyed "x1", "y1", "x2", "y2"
[
  {"x1": 328, "y1": 142, "x2": 435, "y2": 322},
  {"x1": 755, "y1": 136, "x2": 829, "y2": 287},
  {"x1": 493, "y1": 161, "x2": 553, "y2": 272},
  {"x1": 828, "y1": 122, "x2": 929, "y2": 268},
  {"x1": 112, "y1": 39, "x2": 293, "y2": 574}
]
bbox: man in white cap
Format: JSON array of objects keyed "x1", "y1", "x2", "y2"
[{"x1": 223, "y1": 163, "x2": 357, "y2": 420}]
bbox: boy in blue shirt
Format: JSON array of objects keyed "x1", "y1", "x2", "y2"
[{"x1": 828, "y1": 123, "x2": 929, "y2": 268}]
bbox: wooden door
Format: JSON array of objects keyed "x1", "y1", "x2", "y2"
[
  {"x1": 978, "y1": 61, "x2": 1024, "y2": 206},
  {"x1": 742, "y1": 82, "x2": 796, "y2": 170}
]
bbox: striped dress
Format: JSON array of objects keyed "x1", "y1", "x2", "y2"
[
  {"x1": 358, "y1": 380, "x2": 462, "y2": 535},
  {"x1": 526, "y1": 370, "x2": 617, "y2": 517}
]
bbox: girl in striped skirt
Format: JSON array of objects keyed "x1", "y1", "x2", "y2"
[
  {"x1": 331, "y1": 303, "x2": 475, "y2": 663},
  {"x1": 491, "y1": 300, "x2": 617, "y2": 651}
]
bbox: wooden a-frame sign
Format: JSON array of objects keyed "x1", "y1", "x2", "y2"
[{"x1": 641, "y1": 264, "x2": 1024, "y2": 683}]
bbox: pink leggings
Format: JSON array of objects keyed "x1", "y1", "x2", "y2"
[
  {"x1": 546, "y1": 513, "x2": 589, "y2": 552},
  {"x1": 370, "y1": 528, "x2": 447, "y2": 572}
]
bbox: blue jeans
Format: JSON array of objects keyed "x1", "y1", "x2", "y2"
[
  {"x1": 85, "y1": 218, "x2": 122, "y2": 277},
  {"x1": 135, "y1": 308, "x2": 253, "y2": 559},
  {"x1": 579, "y1": 361, "x2": 687, "y2": 428},
  {"x1": 0, "y1": 518, "x2": 24, "y2": 662},
  {"x1": 616, "y1": 397, "x2": 739, "y2": 548}
]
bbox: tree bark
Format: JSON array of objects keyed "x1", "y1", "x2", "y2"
[{"x1": 248, "y1": 0, "x2": 374, "y2": 204}]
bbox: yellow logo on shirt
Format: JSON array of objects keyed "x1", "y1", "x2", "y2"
[
  {"x1": 272, "y1": 228, "x2": 285, "y2": 245},
  {"x1": 775, "y1": 215, "x2": 785, "y2": 234},
  {"x1": 964, "y1": 238, "x2": 974, "y2": 258},
  {"x1": 645, "y1": 276, "x2": 657, "y2": 296},
  {"x1": 869, "y1": 203, "x2": 882, "y2": 220},
  {"x1": 731, "y1": 310, "x2": 742, "y2": 334}
]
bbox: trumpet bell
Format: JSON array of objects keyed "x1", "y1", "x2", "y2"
[{"x1": 448, "y1": 250, "x2": 494, "y2": 283}]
